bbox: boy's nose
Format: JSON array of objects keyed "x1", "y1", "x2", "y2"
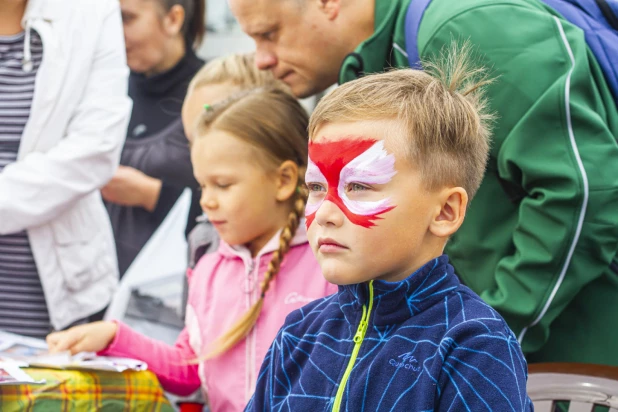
[{"x1": 315, "y1": 200, "x2": 345, "y2": 227}]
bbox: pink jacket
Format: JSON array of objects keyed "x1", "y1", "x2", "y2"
[{"x1": 101, "y1": 224, "x2": 336, "y2": 412}]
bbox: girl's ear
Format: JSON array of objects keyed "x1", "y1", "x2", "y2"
[
  {"x1": 162, "y1": 4, "x2": 185, "y2": 37},
  {"x1": 275, "y1": 160, "x2": 299, "y2": 202},
  {"x1": 429, "y1": 187, "x2": 468, "y2": 238}
]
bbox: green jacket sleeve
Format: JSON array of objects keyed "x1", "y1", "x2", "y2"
[{"x1": 419, "y1": 1, "x2": 618, "y2": 353}]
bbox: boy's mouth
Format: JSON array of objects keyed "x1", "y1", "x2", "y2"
[{"x1": 317, "y1": 237, "x2": 348, "y2": 253}]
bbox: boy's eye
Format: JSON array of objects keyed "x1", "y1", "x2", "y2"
[
  {"x1": 348, "y1": 183, "x2": 370, "y2": 192},
  {"x1": 307, "y1": 183, "x2": 326, "y2": 192}
]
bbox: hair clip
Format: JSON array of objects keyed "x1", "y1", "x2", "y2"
[{"x1": 203, "y1": 104, "x2": 213, "y2": 111}]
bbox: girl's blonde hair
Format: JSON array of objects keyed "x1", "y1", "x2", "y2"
[
  {"x1": 187, "y1": 53, "x2": 283, "y2": 95},
  {"x1": 309, "y1": 42, "x2": 494, "y2": 201},
  {"x1": 195, "y1": 87, "x2": 309, "y2": 359}
]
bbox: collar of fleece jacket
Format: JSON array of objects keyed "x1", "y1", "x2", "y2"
[
  {"x1": 338, "y1": 256, "x2": 459, "y2": 327},
  {"x1": 246, "y1": 255, "x2": 533, "y2": 412}
]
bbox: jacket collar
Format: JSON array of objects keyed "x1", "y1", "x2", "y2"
[
  {"x1": 338, "y1": 0, "x2": 409, "y2": 84},
  {"x1": 338, "y1": 255, "x2": 460, "y2": 327},
  {"x1": 218, "y1": 219, "x2": 309, "y2": 268},
  {"x1": 129, "y1": 49, "x2": 203, "y2": 96},
  {"x1": 22, "y1": 0, "x2": 61, "y2": 24}
]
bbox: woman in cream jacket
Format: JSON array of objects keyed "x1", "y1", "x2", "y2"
[{"x1": 0, "y1": 0, "x2": 131, "y2": 336}]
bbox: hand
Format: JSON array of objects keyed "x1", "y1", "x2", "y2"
[
  {"x1": 101, "y1": 166, "x2": 162, "y2": 212},
  {"x1": 46, "y1": 321, "x2": 118, "y2": 355}
]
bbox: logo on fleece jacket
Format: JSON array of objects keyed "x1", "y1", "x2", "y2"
[{"x1": 389, "y1": 352, "x2": 421, "y2": 372}]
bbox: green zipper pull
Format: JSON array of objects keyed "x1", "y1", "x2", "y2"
[{"x1": 332, "y1": 280, "x2": 375, "y2": 412}]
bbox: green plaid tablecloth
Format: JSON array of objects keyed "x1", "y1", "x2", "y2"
[{"x1": 0, "y1": 368, "x2": 174, "y2": 411}]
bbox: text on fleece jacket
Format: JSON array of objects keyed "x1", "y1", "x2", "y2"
[
  {"x1": 101, "y1": 225, "x2": 337, "y2": 412},
  {"x1": 246, "y1": 255, "x2": 533, "y2": 411}
]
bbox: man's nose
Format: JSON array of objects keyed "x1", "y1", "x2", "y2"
[{"x1": 255, "y1": 46, "x2": 277, "y2": 71}]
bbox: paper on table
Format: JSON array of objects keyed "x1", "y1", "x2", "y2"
[
  {"x1": 25, "y1": 352, "x2": 148, "y2": 372},
  {"x1": 0, "y1": 330, "x2": 48, "y2": 359},
  {"x1": 0, "y1": 363, "x2": 45, "y2": 386},
  {"x1": 0, "y1": 330, "x2": 147, "y2": 373}
]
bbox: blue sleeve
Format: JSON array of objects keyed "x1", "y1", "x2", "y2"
[{"x1": 436, "y1": 322, "x2": 532, "y2": 411}]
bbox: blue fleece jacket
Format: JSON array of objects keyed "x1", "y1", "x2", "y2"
[{"x1": 245, "y1": 255, "x2": 532, "y2": 411}]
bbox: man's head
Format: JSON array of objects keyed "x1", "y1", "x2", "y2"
[
  {"x1": 229, "y1": 0, "x2": 375, "y2": 98},
  {"x1": 305, "y1": 46, "x2": 493, "y2": 285}
]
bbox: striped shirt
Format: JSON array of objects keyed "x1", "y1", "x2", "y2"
[{"x1": 0, "y1": 30, "x2": 51, "y2": 339}]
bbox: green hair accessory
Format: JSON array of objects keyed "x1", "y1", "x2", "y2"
[{"x1": 203, "y1": 104, "x2": 212, "y2": 111}]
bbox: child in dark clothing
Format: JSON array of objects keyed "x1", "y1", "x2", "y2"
[{"x1": 246, "y1": 48, "x2": 533, "y2": 411}]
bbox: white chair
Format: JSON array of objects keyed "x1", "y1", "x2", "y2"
[{"x1": 528, "y1": 363, "x2": 618, "y2": 412}]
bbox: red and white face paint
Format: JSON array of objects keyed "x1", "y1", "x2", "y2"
[{"x1": 305, "y1": 137, "x2": 397, "y2": 228}]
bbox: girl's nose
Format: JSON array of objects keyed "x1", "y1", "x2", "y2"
[{"x1": 199, "y1": 189, "x2": 218, "y2": 211}]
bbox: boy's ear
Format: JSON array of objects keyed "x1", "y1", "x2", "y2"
[
  {"x1": 275, "y1": 160, "x2": 299, "y2": 202},
  {"x1": 316, "y1": 0, "x2": 341, "y2": 20},
  {"x1": 163, "y1": 4, "x2": 185, "y2": 37},
  {"x1": 429, "y1": 187, "x2": 468, "y2": 238}
]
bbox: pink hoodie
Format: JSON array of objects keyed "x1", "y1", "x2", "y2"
[{"x1": 100, "y1": 224, "x2": 336, "y2": 412}]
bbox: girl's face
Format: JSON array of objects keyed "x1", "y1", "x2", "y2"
[
  {"x1": 120, "y1": 0, "x2": 183, "y2": 75},
  {"x1": 191, "y1": 129, "x2": 293, "y2": 256}
]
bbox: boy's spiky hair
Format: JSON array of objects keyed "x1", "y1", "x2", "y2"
[{"x1": 309, "y1": 41, "x2": 495, "y2": 200}]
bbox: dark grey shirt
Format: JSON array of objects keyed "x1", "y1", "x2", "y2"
[{"x1": 0, "y1": 30, "x2": 50, "y2": 339}]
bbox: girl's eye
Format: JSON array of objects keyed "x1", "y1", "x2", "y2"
[
  {"x1": 307, "y1": 183, "x2": 326, "y2": 192},
  {"x1": 216, "y1": 183, "x2": 231, "y2": 189},
  {"x1": 348, "y1": 183, "x2": 370, "y2": 192}
]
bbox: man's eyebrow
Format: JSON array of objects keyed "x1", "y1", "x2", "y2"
[{"x1": 245, "y1": 23, "x2": 276, "y2": 36}]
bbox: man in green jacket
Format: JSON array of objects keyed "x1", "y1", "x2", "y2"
[{"x1": 230, "y1": 0, "x2": 618, "y2": 365}]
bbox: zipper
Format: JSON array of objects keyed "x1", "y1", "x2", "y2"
[
  {"x1": 245, "y1": 256, "x2": 259, "y2": 402},
  {"x1": 332, "y1": 280, "x2": 374, "y2": 412}
]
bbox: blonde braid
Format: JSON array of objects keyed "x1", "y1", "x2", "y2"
[{"x1": 201, "y1": 187, "x2": 307, "y2": 360}]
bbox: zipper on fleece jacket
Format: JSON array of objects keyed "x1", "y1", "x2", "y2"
[{"x1": 332, "y1": 280, "x2": 375, "y2": 412}]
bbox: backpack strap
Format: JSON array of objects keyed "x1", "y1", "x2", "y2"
[
  {"x1": 404, "y1": 0, "x2": 434, "y2": 67},
  {"x1": 596, "y1": 0, "x2": 618, "y2": 30}
]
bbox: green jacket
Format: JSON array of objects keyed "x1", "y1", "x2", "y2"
[{"x1": 339, "y1": 0, "x2": 618, "y2": 365}]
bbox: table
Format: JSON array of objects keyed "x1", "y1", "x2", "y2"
[{"x1": 0, "y1": 368, "x2": 174, "y2": 411}]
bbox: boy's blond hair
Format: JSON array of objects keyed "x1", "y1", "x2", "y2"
[
  {"x1": 309, "y1": 43, "x2": 494, "y2": 200},
  {"x1": 187, "y1": 53, "x2": 284, "y2": 94}
]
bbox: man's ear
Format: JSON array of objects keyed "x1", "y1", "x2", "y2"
[
  {"x1": 163, "y1": 4, "x2": 186, "y2": 37},
  {"x1": 275, "y1": 160, "x2": 299, "y2": 202},
  {"x1": 316, "y1": 0, "x2": 342, "y2": 20},
  {"x1": 429, "y1": 187, "x2": 468, "y2": 238}
]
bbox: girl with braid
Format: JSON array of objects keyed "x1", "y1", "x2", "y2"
[{"x1": 47, "y1": 87, "x2": 337, "y2": 412}]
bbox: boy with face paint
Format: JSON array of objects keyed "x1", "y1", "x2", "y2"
[{"x1": 246, "y1": 51, "x2": 533, "y2": 412}]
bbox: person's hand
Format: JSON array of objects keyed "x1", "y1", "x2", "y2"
[
  {"x1": 46, "y1": 321, "x2": 118, "y2": 355},
  {"x1": 101, "y1": 166, "x2": 162, "y2": 212}
]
